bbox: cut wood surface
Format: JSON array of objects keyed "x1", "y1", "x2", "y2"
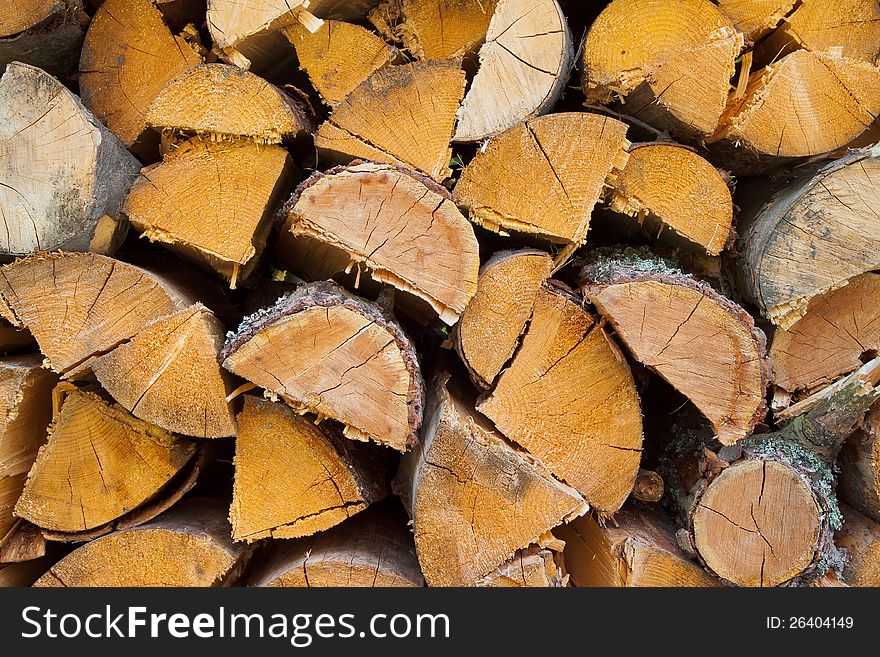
[
  {"x1": 839, "y1": 399, "x2": 880, "y2": 524},
  {"x1": 221, "y1": 281, "x2": 424, "y2": 452},
  {"x1": 478, "y1": 282, "x2": 643, "y2": 515},
  {"x1": 395, "y1": 374, "x2": 587, "y2": 586},
  {"x1": 716, "y1": 0, "x2": 794, "y2": 42},
  {"x1": 454, "y1": 112, "x2": 630, "y2": 245},
  {"x1": 607, "y1": 142, "x2": 733, "y2": 255},
  {"x1": 838, "y1": 503, "x2": 880, "y2": 587},
  {"x1": 0, "y1": 62, "x2": 139, "y2": 257},
  {"x1": 476, "y1": 546, "x2": 566, "y2": 587},
  {"x1": 281, "y1": 162, "x2": 479, "y2": 324},
  {"x1": 231, "y1": 396, "x2": 389, "y2": 542},
  {"x1": 632, "y1": 468, "x2": 664, "y2": 503},
  {"x1": 0, "y1": 0, "x2": 88, "y2": 77},
  {"x1": 315, "y1": 61, "x2": 465, "y2": 181}
]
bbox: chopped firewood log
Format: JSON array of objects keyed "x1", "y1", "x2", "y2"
[
  {"x1": 478, "y1": 282, "x2": 643, "y2": 514},
  {"x1": 15, "y1": 389, "x2": 199, "y2": 536},
  {"x1": 607, "y1": 142, "x2": 733, "y2": 256},
  {"x1": 583, "y1": 0, "x2": 743, "y2": 142},
  {"x1": 454, "y1": 113, "x2": 630, "y2": 245},
  {"x1": 581, "y1": 256, "x2": 769, "y2": 445},
  {"x1": 839, "y1": 398, "x2": 880, "y2": 524},
  {"x1": 90, "y1": 304, "x2": 236, "y2": 438},
  {"x1": 315, "y1": 61, "x2": 466, "y2": 182},
  {"x1": 837, "y1": 503, "x2": 880, "y2": 587},
  {"x1": 476, "y1": 546, "x2": 566, "y2": 587},
  {"x1": 280, "y1": 162, "x2": 479, "y2": 324},
  {"x1": 0, "y1": 0, "x2": 89, "y2": 77},
  {"x1": 221, "y1": 281, "x2": 424, "y2": 452},
  {"x1": 453, "y1": 0, "x2": 572, "y2": 143},
  {"x1": 736, "y1": 145, "x2": 880, "y2": 329},
  {"x1": 283, "y1": 20, "x2": 401, "y2": 106},
  {"x1": 0, "y1": 357, "x2": 57, "y2": 550},
  {"x1": 33, "y1": 498, "x2": 248, "y2": 586},
  {"x1": 248, "y1": 501, "x2": 424, "y2": 587},
  {"x1": 0, "y1": 521, "x2": 47, "y2": 563},
  {"x1": 716, "y1": 0, "x2": 794, "y2": 42},
  {"x1": 632, "y1": 469, "x2": 664, "y2": 503},
  {"x1": 124, "y1": 138, "x2": 296, "y2": 286},
  {"x1": 395, "y1": 374, "x2": 587, "y2": 586},
  {"x1": 0, "y1": 62, "x2": 139, "y2": 257},
  {"x1": 146, "y1": 63, "x2": 313, "y2": 143},
  {"x1": 455, "y1": 249, "x2": 552, "y2": 388},
  {"x1": 556, "y1": 507, "x2": 719, "y2": 587},
  {"x1": 231, "y1": 396, "x2": 389, "y2": 542},
  {"x1": 79, "y1": 0, "x2": 202, "y2": 151}
]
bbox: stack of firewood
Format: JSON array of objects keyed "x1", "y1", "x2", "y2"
[{"x1": 0, "y1": 0, "x2": 879, "y2": 588}]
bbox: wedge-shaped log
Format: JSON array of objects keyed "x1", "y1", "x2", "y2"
[
  {"x1": 0, "y1": 0, "x2": 89, "y2": 77},
  {"x1": 477, "y1": 546, "x2": 566, "y2": 587},
  {"x1": 838, "y1": 503, "x2": 880, "y2": 587},
  {"x1": 839, "y1": 399, "x2": 880, "y2": 524}
]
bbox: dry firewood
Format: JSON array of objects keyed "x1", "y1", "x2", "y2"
[
  {"x1": 839, "y1": 398, "x2": 880, "y2": 524},
  {"x1": 476, "y1": 546, "x2": 566, "y2": 587},
  {"x1": 478, "y1": 282, "x2": 643, "y2": 514},
  {"x1": 581, "y1": 256, "x2": 769, "y2": 445},
  {"x1": 0, "y1": 0, "x2": 89, "y2": 77},
  {"x1": 454, "y1": 112, "x2": 630, "y2": 245},
  {"x1": 221, "y1": 281, "x2": 424, "y2": 452},
  {"x1": 453, "y1": 0, "x2": 572, "y2": 143},
  {"x1": 455, "y1": 249, "x2": 552, "y2": 388},
  {"x1": 146, "y1": 63, "x2": 313, "y2": 143},
  {"x1": 15, "y1": 388, "x2": 199, "y2": 536},
  {"x1": 283, "y1": 20, "x2": 401, "y2": 106},
  {"x1": 556, "y1": 506, "x2": 719, "y2": 587},
  {"x1": 33, "y1": 498, "x2": 248, "y2": 586},
  {"x1": 632, "y1": 469, "x2": 665, "y2": 503},
  {"x1": 0, "y1": 62, "x2": 139, "y2": 257},
  {"x1": 395, "y1": 374, "x2": 587, "y2": 587},
  {"x1": 280, "y1": 162, "x2": 479, "y2": 324},
  {"x1": 124, "y1": 138, "x2": 296, "y2": 287},
  {"x1": 583, "y1": 0, "x2": 743, "y2": 142},
  {"x1": 315, "y1": 61, "x2": 465, "y2": 182},
  {"x1": 716, "y1": 0, "x2": 794, "y2": 42},
  {"x1": 606, "y1": 142, "x2": 733, "y2": 256},
  {"x1": 0, "y1": 521, "x2": 47, "y2": 563},
  {"x1": 231, "y1": 396, "x2": 389, "y2": 542},
  {"x1": 248, "y1": 501, "x2": 424, "y2": 587},
  {"x1": 79, "y1": 0, "x2": 202, "y2": 151},
  {"x1": 837, "y1": 503, "x2": 880, "y2": 587},
  {"x1": 736, "y1": 145, "x2": 880, "y2": 329}
]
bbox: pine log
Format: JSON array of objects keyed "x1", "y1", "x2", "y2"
[
  {"x1": 556, "y1": 506, "x2": 719, "y2": 587},
  {"x1": 79, "y1": 0, "x2": 203, "y2": 151},
  {"x1": 839, "y1": 398, "x2": 880, "y2": 524},
  {"x1": 231, "y1": 396, "x2": 390, "y2": 542},
  {"x1": 583, "y1": 0, "x2": 743, "y2": 142},
  {"x1": 837, "y1": 503, "x2": 880, "y2": 587},
  {"x1": 607, "y1": 142, "x2": 733, "y2": 256},
  {"x1": 736, "y1": 145, "x2": 880, "y2": 329},
  {"x1": 33, "y1": 498, "x2": 248, "y2": 586},
  {"x1": 395, "y1": 373, "x2": 587, "y2": 586},
  {"x1": 716, "y1": 0, "x2": 794, "y2": 42},
  {"x1": 221, "y1": 281, "x2": 424, "y2": 452},
  {"x1": 146, "y1": 63, "x2": 313, "y2": 143},
  {"x1": 476, "y1": 546, "x2": 566, "y2": 587},
  {"x1": 283, "y1": 20, "x2": 401, "y2": 106},
  {"x1": 248, "y1": 501, "x2": 424, "y2": 587},
  {"x1": 453, "y1": 0, "x2": 572, "y2": 143},
  {"x1": 0, "y1": 0, "x2": 89, "y2": 77},
  {"x1": 124, "y1": 138, "x2": 296, "y2": 286},
  {"x1": 455, "y1": 249, "x2": 552, "y2": 388},
  {"x1": 581, "y1": 257, "x2": 769, "y2": 445},
  {"x1": 314, "y1": 61, "x2": 466, "y2": 182},
  {"x1": 0, "y1": 62, "x2": 139, "y2": 257},
  {"x1": 279, "y1": 162, "x2": 479, "y2": 324},
  {"x1": 453, "y1": 112, "x2": 630, "y2": 245}
]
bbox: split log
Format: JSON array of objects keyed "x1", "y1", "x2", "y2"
[
  {"x1": 837, "y1": 503, "x2": 880, "y2": 587},
  {"x1": 606, "y1": 142, "x2": 733, "y2": 256},
  {"x1": 146, "y1": 63, "x2": 313, "y2": 143},
  {"x1": 395, "y1": 374, "x2": 587, "y2": 586},
  {"x1": 583, "y1": 0, "x2": 743, "y2": 141},
  {"x1": 15, "y1": 389, "x2": 199, "y2": 536},
  {"x1": 581, "y1": 256, "x2": 769, "y2": 445},
  {"x1": 248, "y1": 501, "x2": 424, "y2": 587},
  {"x1": 279, "y1": 162, "x2": 480, "y2": 324},
  {"x1": 231, "y1": 396, "x2": 389, "y2": 542},
  {"x1": 0, "y1": 0, "x2": 89, "y2": 77},
  {"x1": 314, "y1": 61, "x2": 466, "y2": 182},
  {"x1": 556, "y1": 506, "x2": 719, "y2": 587},
  {"x1": 221, "y1": 281, "x2": 424, "y2": 452},
  {"x1": 455, "y1": 249, "x2": 552, "y2": 388},
  {"x1": 283, "y1": 20, "x2": 400, "y2": 106},
  {"x1": 476, "y1": 546, "x2": 566, "y2": 587},
  {"x1": 477, "y1": 282, "x2": 643, "y2": 515},
  {"x1": 124, "y1": 138, "x2": 296, "y2": 286},
  {"x1": 0, "y1": 62, "x2": 140, "y2": 257},
  {"x1": 716, "y1": 0, "x2": 794, "y2": 42},
  {"x1": 453, "y1": 113, "x2": 630, "y2": 245},
  {"x1": 453, "y1": 0, "x2": 572, "y2": 143},
  {"x1": 33, "y1": 498, "x2": 248, "y2": 586},
  {"x1": 839, "y1": 398, "x2": 880, "y2": 523},
  {"x1": 79, "y1": 0, "x2": 202, "y2": 150},
  {"x1": 736, "y1": 145, "x2": 880, "y2": 329}
]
